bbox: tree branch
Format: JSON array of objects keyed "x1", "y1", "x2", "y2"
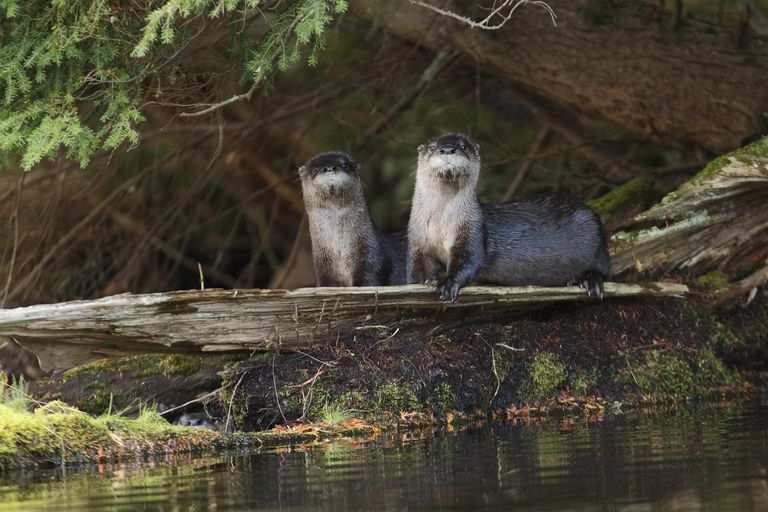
[{"x1": 408, "y1": 0, "x2": 557, "y2": 29}]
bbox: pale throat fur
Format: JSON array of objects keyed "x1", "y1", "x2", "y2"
[
  {"x1": 411, "y1": 144, "x2": 481, "y2": 265},
  {"x1": 301, "y1": 170, "x2": 372, "y2": 286}
]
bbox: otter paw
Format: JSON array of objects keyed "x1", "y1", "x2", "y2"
[
  {"x1": 582, "y1": 272, "x2": 604, "y2": 299},
  {"x1": 437, "y1": 278, "x2": 461, "y2": 302}
]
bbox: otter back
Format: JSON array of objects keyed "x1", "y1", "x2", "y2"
[{"x1": 478, "y1": 194, "x2": 610, "y2": 287}]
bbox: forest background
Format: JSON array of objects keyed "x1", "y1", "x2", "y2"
[{"x1": 0, "y1": 0, "x2": 766, "y2": 310}]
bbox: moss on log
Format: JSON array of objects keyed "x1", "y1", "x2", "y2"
[{"x1": 611, "y1": 137, "x2": 768, "y2": 277}]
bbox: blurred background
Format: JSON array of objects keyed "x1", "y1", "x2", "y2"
[{"x1": 0, "y1": 0, "x2": 766, "y2": 310}]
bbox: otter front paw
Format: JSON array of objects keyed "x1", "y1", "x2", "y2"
[
  {"x1": 580, "y1": 271, "x2": 604, "y2": 299},
  {"x1": 436, "y1": 278, "x2": 461, "y2": 302}
]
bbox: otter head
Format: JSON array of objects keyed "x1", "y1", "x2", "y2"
[
  {"x1": 417, "y1": 133, "x2": 480, "y2": 186},
  {"x1": 298, "y1": 151, "x2": 362, "y2": 203}
]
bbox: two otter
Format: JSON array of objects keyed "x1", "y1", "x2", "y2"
[
  {"x1": 298, "y1": 151, "x2": 406, "y2": 286},
  {"x1": 298, "y1": 134, "x2": 610, "y2": 300},
  {"x1": 407, "y1": 133, "x2": 610, "y2": 301}
]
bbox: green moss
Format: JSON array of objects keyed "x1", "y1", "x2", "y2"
[
  {"x1": 217, "y1": 375, "x2": 249, "y2": 430},
  {"x1": 708, "y1": 320, "x2": 742, "y2": 352},
  {"x1": 80, "y1": 389, "x2": 113, "y2": 415},
  {"x1": 522, "y1": 353, "x2": 566, "y2": 400},
  {"x1": 697, "y1": 348, "x2": 741, "y2": 388},
  {"x1": 0, "y1": 400, "x2": 222, "y2": 470},
  {"x1": 376, "y1": 382, "x2": 420, "y2": 412},
  {"x1": 58, "y1": 354, "x2": 203, "y2": 383},
  {"x1": 336, "y1": 391, "x2": 366, "y2": 410},
  {"x1": 619, "y1": 349, "x2": 695, "y2": 399},
  {"x1": 157, "y1": 355, "x2": 203, "y2": 377},
  {"x1": 428, "y1": 383, "x2": 456, "y2": 409},
  {"x1": 693, "y1": 271, "x2": 731, "y2": 293},
  {"x1": 588, "y1": 177, "x2": 657, "y2": 226},
  {"x1": 569, "y1": 368, "x2": 598, "y2": 396},
  {"x1": 58, "y1": 358, "x2": 115, "y2": 383},
  {"x1": 678, "y1": 137, "x2": 768, "y2": 193},
  {"x1": 619, "y1": 340, "x2": 744, "y2": 401}
]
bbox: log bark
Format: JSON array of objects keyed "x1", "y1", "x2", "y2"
[
  {"x1": 351, "y1": 0, "x2": 768, "y2": 151},
  {"x1": 0, "y1": 282, "x2": 687, "y2": 372},
  {"x1": 610, "y1": 137, "x2": 768, "y2": 277}
]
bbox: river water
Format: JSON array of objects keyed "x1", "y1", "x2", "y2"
[{"x1": 1, "y1": 403, "x2": 767, "y2": 511}]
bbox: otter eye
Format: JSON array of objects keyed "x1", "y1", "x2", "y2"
[
  {"x1": 459, "y1": 143, "x2": 467, "y2": 151},
  {"x1": 428, "y1": 144, "x2": 437, "y2": 151}
]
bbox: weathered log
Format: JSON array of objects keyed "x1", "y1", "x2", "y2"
[
  {"x1": 0, "y1": 282, "x2": 687, "y2": 372},
  {"x1": 611, "y1": 137, "x2": 768, "y2": 278}
]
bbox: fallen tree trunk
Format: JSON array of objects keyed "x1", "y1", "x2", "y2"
[
  {"x1": 0, "y1": 282, "x2": 687, "y2": 372},
  {"x1": 610, "y1": 137, "x2": 768, "y2": 278},
  {"x1": 351, "y1": 1, "x2": 768, "y2": 151}
]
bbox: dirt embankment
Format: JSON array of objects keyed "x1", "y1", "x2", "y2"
[{"x1": 30, "y1": 290, "x2": 765, "y2": 432}]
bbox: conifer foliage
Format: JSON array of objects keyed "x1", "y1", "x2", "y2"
[{"x1": 0, "y1": 0, "x2": 348, "y2": 170}]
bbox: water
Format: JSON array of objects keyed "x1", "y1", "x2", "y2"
[{"x1": 1, "y1": 404, "x2": 767, "y2": 511}]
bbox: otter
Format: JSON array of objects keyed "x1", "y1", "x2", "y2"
[
  {"x1": 299, "y1": 151, "x2": 406, "y2": 287},
  {"x1": 407, "y1": 133, "x2": 610, "y2": 302}
]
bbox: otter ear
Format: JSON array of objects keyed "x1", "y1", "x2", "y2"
[
  {"x1": 298, "y1": 165, "x2": 307, "y2": 176},
  {"x1": 355, "y1": 162, "x2": 362, "y2": 172},
  {"x1": 417, "y1": 144, "x2": 425, "y2": 153},
  {"x1": 473, "y1": 142, "x2": 480, "y2": 154}
]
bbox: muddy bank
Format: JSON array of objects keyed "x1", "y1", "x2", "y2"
[{"x1": 30, "y1": 290, "x2": 764, "y2": 432}]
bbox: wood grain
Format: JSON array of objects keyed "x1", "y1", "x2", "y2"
[{"x1": 0, "y1": 282, "x2": 688, "y2": 371}]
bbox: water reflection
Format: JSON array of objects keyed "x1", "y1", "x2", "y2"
[{"x1": 1, "y1": 404, "x2": 767, "y2": 511}]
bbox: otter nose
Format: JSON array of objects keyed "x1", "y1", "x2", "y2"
[
  {"x1": 439, "y1": 144, "x2": 456, "y2": 155},
  {"x1": 323, "y1": 165, "x2": 337, "y2": 172}
]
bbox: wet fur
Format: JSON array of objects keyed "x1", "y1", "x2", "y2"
[
  {"x1": 299, "y1": 151, "x2": 406, "y2": 287},
  {"x1": 407, "y1": 133, "x2": 610, "y2": 301}
]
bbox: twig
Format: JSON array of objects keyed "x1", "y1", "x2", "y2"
[
  {"x1": 272, "y1": 351, "x2": 288, "y2": 424},
  {"x1": 159, "y1": 388, "x2": 221, "y2": 417},
  {"x1": 363, "y1": 49, "x2": 458, "y2": 140},
  {"x1": 707, "y1": 262, "x2": 768, "y2": 311},
  {"x1": 5, "y1": 133, "x2": 211, "y2": 303},
  {"x1": 198, "y1": 262, "x2": 205, "y2": 290},
  {"x1": 178, "y1": 12, "x2": 306, "y2": 118},
  {"x1": 409, "y1": 0, "x2": 557, "y2": 29},
  {"x1": 179, "y1": 82, "x2": 259, "y2": 118},
  {"x1": 1, "y1": 173, "x2": 24, "y2": 308},
  {"x1": 224, "y1": 369, "x2": 248, "y2": 433},
  {"x1": 502, "y1": 126, "x2": 551, "y2": 201},
  {"x1": 496, "y1": 343, "x2": 524, "y2": 352},
  {"x1": 111, "y1": 212, "x2": 239, "y2": 288}
]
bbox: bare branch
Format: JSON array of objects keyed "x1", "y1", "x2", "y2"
[
  {"x1": 179, "y1": 12, "x2": 306, "y2": 118},
  {"x1": 178, "y1": 82, "x2": 259, "y2": 118},
  {"x1": 408, "y1": 0, "x2": 557, "y2": 29},
  {"x1": 501, "y1": 126, "x2": 551, "y2": 201}
]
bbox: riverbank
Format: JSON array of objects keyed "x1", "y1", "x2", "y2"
[{"x1": 3, "y1": 288, "x2": 757, "y2": 470}]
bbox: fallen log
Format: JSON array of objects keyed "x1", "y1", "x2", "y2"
[
  {"x1": 611, "y1": 137, "x2": 768, "y2": 278},
  {"x1": 0, "y1": 282, "x2": 687, "y2": 372}
]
